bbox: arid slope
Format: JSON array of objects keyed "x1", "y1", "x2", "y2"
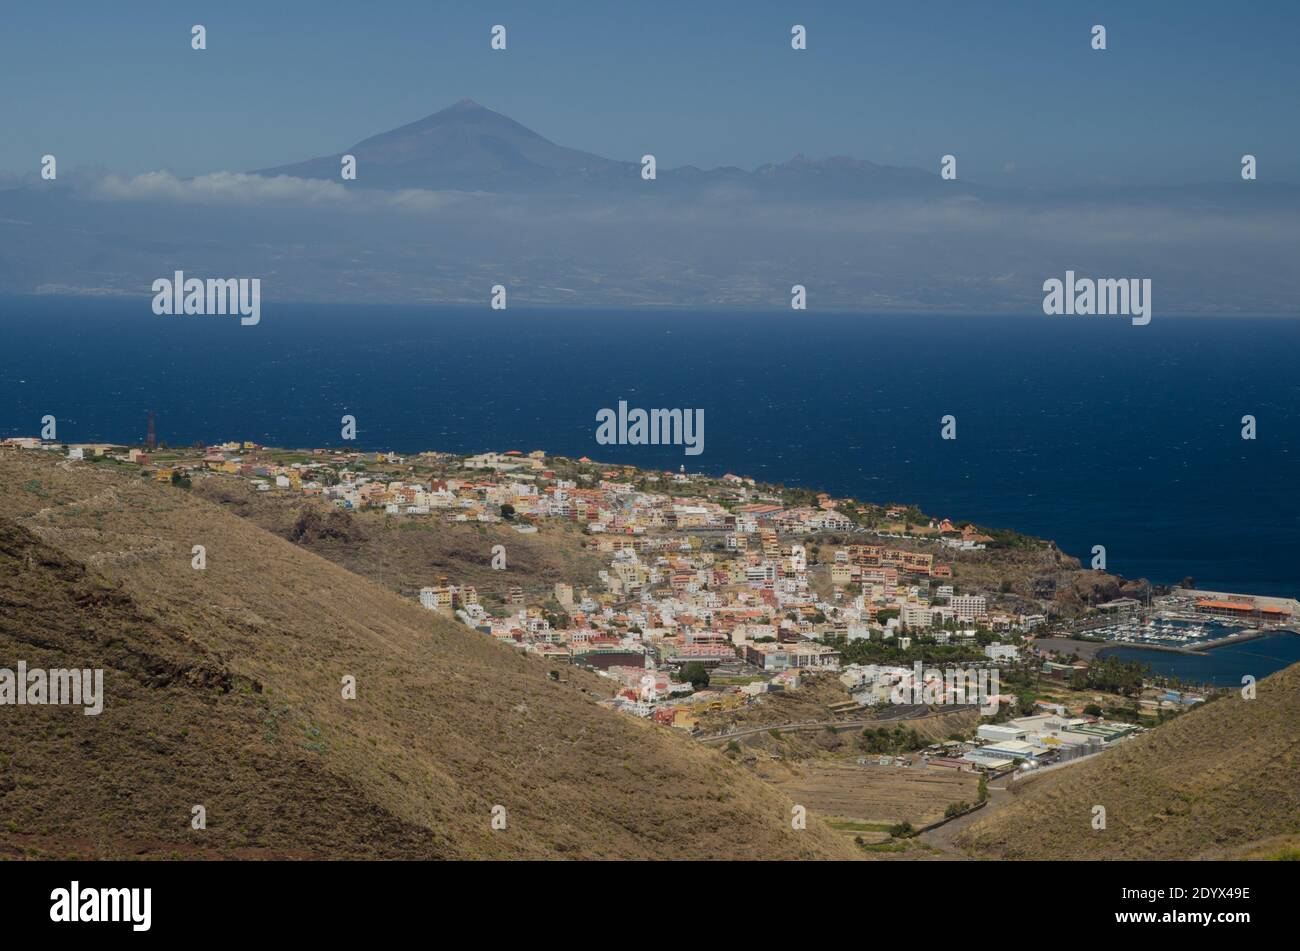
[
  {"x1": 957, "y1": 663, "x2": 1300, "y2": 860},
  {"x1": 192, "y1": 476, "x2": 607, "y2": 604},
  {"x1": 0, "y1": 452, "x2": 855, "y2": 860}
]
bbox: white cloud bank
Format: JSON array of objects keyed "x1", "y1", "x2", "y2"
[{"x1": 87, "y1": 170, "x2": 467, "y2": 213}]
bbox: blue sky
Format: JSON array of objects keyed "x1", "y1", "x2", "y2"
[{"x1": 4, "y1": 0, "x2": 1298, "y2": 184}]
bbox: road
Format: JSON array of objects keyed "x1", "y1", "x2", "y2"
[{"x1": 918, "y1": 751, "x2": 1102, "y2": 854}]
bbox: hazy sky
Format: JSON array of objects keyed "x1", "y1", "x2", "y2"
[{"x1": 5, "y1": 0, "x2": 1298, "y2": 185}]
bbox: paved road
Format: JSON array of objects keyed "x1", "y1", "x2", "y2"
[
  {"x1": 918, "y1": 784, "x2": 1010, "y2": 854},
  {"x1": 918, "y1": 753, "x2": 1101, "y2": 855}
]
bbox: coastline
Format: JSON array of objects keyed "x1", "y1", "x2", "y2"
[
  {"x1": 6, "y1": 303, "x2": 1300, "y2": 597},
  {"x1": 1037, "y1": 627, "x2": 1299, "y2": 660}
]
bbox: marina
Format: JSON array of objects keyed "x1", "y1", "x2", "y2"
[{"x1": 1078, "y1": 616, "x2": 1266, "y2": 654}]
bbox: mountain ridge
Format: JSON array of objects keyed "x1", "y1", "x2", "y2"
[{"x1": 255, "y1": 98, "x2": 950, "y2": 196}]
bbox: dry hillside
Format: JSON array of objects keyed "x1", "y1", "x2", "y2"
[
  {"x1": 191, "y1": 475, "x2": 608, "y2": 604},
  {"x1": 0, "y1": 452, "x2": 856, "y2": 860},
  {"x1": 957, "y1": 663, "x2": 1300, "y2": 860}
]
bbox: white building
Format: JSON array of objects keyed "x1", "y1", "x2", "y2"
[
  {"x1": 952, "y1": 595, "x2": 987, "y2": 622},
  {"x1": 985, "y1": 642, "x2": 1019, "y2": 663},
  {"x1": 977, "y1": 723, "x2": 1027, "y2": 743}
]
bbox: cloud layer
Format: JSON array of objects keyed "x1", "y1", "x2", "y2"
[{"x1": 87, "y1": 170, "x2": 468, "y2": 214}]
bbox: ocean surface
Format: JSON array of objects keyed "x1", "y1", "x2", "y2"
[
  {"x1": 1100, "y1": 632, "x2": 1300, "y2": 688},
  {"x1": 2, "y1": 296, "x2": 1298, "y2": 597}
]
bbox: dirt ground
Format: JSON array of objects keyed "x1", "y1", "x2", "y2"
[{"x1": 769, "y1": 757, "x2": 980, "y2": 830}]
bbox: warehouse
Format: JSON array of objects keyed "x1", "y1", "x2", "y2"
[
  {"x1": 980, "y1": 739, "x2": 1043, "y2": 762},
  {"x1": 977, "y1": 723, "x2": 1027, "y2": 743},
  {"x1": 961, "y1": 750, "x2": 1016, "y2": 771}
]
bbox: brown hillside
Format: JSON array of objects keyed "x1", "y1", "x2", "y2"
[
  {"x1": 0, "y1": 517, "x2": 442, "y2": 859},
  {"x1": 957, "y1": 662, "x2": 1300, "y2": 860},
  {"x1": 192, "y1": 476, "x2": 607, "y2": 603},
  {"x1": 0, "y1": 452, "x2": 856, "y2": 860}
]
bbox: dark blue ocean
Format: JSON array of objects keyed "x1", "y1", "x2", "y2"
[
  {"x1": 1101, "y1": 633, "x2": 1300, "y2": 688},
  {"x1": 3, "y1": 296, "x2": 1298, "y2": 598}
]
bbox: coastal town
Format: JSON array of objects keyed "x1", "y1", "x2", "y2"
[{"x1": 7, "y1": 433, "x2": 1298, "y2": 783}]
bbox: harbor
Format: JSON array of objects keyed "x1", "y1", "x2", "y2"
[{"x1": 1077, "y1": 619, "x2": 1279, "y2": 655}]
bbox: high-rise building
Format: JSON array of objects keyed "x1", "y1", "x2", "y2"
[{"x1": 951, "y1": 595, "x2": 987, "y2": 622}]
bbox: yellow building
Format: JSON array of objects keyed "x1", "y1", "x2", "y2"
[{"x1": 671, "y1": 710, "x2": 699, "y2": 731}]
